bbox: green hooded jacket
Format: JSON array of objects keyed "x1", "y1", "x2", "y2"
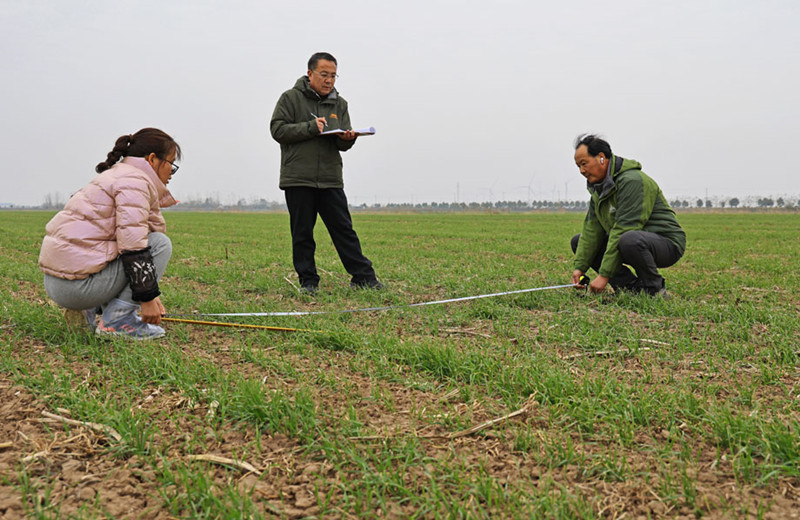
[
  {"x1": 574, "y1": 156, "x2": 686, "y2": 278},
  {"x1": 270, "y1": 76, "x2": 355, "y2": 189}
]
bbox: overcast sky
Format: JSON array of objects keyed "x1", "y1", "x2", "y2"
[{"x1": 2, "y1": 0, "x2": 798, "y2": 206}]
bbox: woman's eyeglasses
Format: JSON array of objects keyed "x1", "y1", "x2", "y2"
[{"x1": 164, "y1": 160, "x2": 179, "y2": 175}]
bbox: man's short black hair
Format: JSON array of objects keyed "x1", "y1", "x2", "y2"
[
  {"x1": 308, "y1": 52, "x2": 337, "y2": 70},
  {"x1": 574, "y1": 134, "x2": 612, "y2": 158}
]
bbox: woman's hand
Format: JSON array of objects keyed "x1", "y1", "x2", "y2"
[{"x1": 141, "y1": 297, "x2": 165, "y2": 325}]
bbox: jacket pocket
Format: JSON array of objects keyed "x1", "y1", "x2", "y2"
[{"x1": 283, "y1": 146, "x2": 300, "y2": 168}]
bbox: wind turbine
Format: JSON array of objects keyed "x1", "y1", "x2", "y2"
[
  {"x1": 513, "y1": 176, "x2": 535, "y2": 206},
  {"x1": 479, "y1": 179, "x2": 499, "y2": 202}
]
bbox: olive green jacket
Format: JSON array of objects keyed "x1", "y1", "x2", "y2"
[
  {"x1": 574, "y1": 156, "x2": 686, "y2": 277},
  {"x1": 270, "y1": 76, "x2": 355, "y2": 189}
]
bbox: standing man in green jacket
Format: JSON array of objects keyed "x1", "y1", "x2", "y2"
[
  {"x1": 270, "y1": 52, "x2": 382, "y2": 294},
  {"x1": 570, "y1": 134, "x2": 686, "y2": 297}
]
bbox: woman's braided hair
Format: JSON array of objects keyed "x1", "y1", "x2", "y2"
[{"x1": 95, "y1": 128, "x2": 181, "y2": 173}]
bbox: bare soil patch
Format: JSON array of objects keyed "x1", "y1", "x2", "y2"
[{"x1": 4, "y1": 314, "x2": 800, "y2": 517}]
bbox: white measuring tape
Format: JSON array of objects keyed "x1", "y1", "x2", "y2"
[{"x1": 167, "y1": 283, "x2": 577, "y2": 318}]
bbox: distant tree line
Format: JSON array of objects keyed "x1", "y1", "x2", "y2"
[
  {"x1": 7, "y1": 194, "x2": 798, "y2": 212},
  {"x1": 669, "y1": 197, "x2": 794, "y2": 209},
  {"x1": 165, "y1": 198, "x2": 591, "y2": 213},
  {"x1": 353, "y1": 200, "x2": 589, "y2": 212}
]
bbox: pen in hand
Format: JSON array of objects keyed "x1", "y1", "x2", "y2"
[{"x1": 310, "y1": 112, "x2": 328, "y2": 127}]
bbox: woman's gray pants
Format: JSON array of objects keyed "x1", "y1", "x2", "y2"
[{"x1": 44, "y1": 232, "x2": 172, "y2": 310}]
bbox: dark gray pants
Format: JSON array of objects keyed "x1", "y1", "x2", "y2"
[
  {"x1": 571, "y1": 230, "x2": 682, "y2": 291},
  {"x1": 284, "y1": 187, "x2": 376, "y2": 287}
]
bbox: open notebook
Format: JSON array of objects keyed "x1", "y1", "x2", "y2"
[{"x1": 319, "y1": 126, "x2": 375, "y2": 137}]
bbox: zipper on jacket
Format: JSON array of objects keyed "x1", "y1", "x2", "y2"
[{"x1": 315, "y1": 102, "x2": 322, "y2": 187}]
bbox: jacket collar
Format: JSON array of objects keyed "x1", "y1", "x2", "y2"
[
  {"x1": 588, "y1": 155, "x2": 624, "y2": 199},
  {"x1": 121, "y1": 156, "x2": 178, "y2": 208},
  {"x1": 295, "y1": 76, "x2": 339, "y2": 102}
]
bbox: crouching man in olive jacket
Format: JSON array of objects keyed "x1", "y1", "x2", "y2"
[
  {"x1": 570, "y1": 134, "x2": 686, "y2": 297},
  {"x1": 270, "y1": 52, "x2": 382, "y2": 294}
]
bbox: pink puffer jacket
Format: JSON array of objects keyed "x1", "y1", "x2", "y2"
[{"x1": 39, "y1": 157, "x2": 177, "y2": 280}]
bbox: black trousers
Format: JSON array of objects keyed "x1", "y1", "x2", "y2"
[
  {"x1": 284, "y1": 187, "x2": 376, "y2": 287},
  {"x1": 571, "y1": 230, "x2": 683, "y2": 291}
]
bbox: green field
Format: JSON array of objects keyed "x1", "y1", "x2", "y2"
[{"x1": 1, "y1": 210, "x2": 799, "y2": 518}]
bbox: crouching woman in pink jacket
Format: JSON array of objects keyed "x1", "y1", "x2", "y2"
[{"x1": 38, "y1": 128, "x2": 181, "y2": 340}]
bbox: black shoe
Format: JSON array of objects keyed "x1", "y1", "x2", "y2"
[
  {"x1": 611, "y1": 279, "x2": 641, "y2": 293},
  {"x1": 350, "y1": 278, "x2": 385, "y2": 290},
  {"x1": 609, "y1": 268, "x2": 639, "y2": 292},
  {"x1": 654, "y1": 287, "x2": 671, "y2": 300},
  {"x1": 300, "y1": 284, "x2": 318, "y2": 295},
  {"x1": 641, "y1": 279, "x2": 670, "y2": 299}
]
